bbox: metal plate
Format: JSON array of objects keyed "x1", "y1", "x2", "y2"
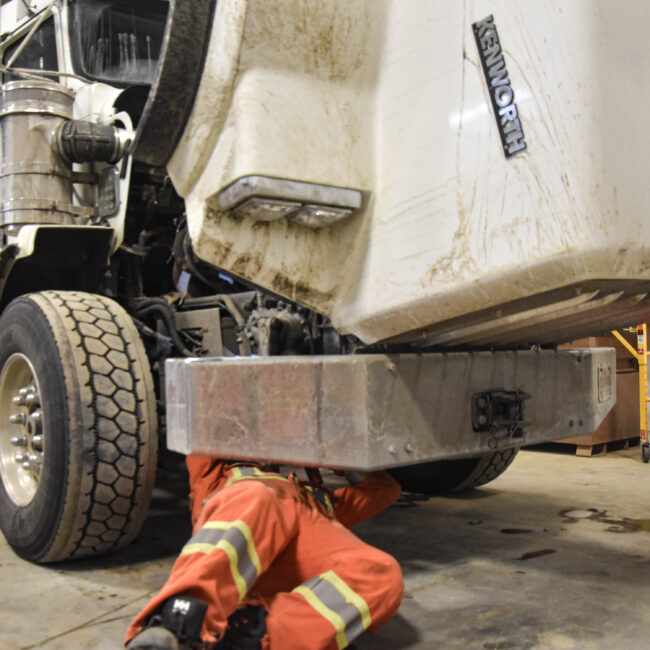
[{"x1": 166, "y1": 348, "x2": 616, "y2": 470}]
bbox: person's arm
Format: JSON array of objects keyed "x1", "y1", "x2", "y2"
[
  {"x1": 332, "y1": 470, "x2": 401, "y2": 529},
  {"x1": 186, "y1": 455, "x2": 230, "y2": 526}
]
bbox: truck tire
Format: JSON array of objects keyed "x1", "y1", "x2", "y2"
[
  {"x1": 0, "y1": 291, "x2": 157, "y2": 562},
  {"x1": 389, "y1": 448, "x2": 519, "y2": 496}
]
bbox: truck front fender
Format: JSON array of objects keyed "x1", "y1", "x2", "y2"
[{"x1": 0, "y1": 225, "x2": 113, "y2": 308}]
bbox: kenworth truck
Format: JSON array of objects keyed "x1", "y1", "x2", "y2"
[{"x1": 0, "y1": 0, "x2": 647, "y2": 563}]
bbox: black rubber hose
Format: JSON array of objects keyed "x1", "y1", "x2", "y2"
[
  {"x1": 131, "y1": 301, "x2": 195, "y2": 357},
  {"x1": 132, "y1": 295, "x2": 251, "y2": 357},
  {"x1": 56, "y1": 120, "x2": 127, "y2": 164}
]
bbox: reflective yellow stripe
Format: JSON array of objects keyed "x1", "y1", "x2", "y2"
[
  {"x1": 179, "y1": 519, "x2": 261, "y2": 601},
  {"x1": 293, "y1": 586, "x2": 348, "y2": 650},
  {"x1": 225, "y1": 474, "x2": 290, "y2": 487},
  {"x1": 181, "y1": 539, "x2": 247, "y2": 599},
  {"x1": 321, "y1": 570, "x2": 372, "y2": 630},
  {"x1": 180, "y1": 542, "x2": 218, "y2": 555},
  {"x1": 203, "y1": 520, "x2": 261, "y2": 576},
  {"x1": 218, "y1": 539, "x2": 247, "y2": 599}
]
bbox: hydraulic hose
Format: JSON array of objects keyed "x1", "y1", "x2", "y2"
[{"x1": 131, "y1": 298, "x2": 195, "y2": 357}]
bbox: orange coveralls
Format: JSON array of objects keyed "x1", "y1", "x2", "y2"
[{"x1": 126, "y1": 456, "x2": 403, "y2": 649}]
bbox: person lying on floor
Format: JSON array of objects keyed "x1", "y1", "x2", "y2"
[{"x1": 125, "y1": 456, "x2": 403, "y2": 650}]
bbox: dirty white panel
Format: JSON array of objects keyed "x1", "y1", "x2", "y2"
[{"x1": 169, "y1": 0, "x2": 650, "y2": 344}]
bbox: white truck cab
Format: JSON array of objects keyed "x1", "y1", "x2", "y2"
[{"x1": 0, "y1": 0, "x2": 646, "y2": 563}]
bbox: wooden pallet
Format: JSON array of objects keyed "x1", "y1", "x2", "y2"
[
  {"x1": 527, "y1": 438, "x2": 641, "y2": 457},
  {"x1": 571, "y1": 436, "x2": 640, "y2": 457}
]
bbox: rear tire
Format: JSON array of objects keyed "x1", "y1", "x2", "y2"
[
  {"x1": 389, "y1": 448, "x2": 519, "y2": 496},
  {"x1": 0, "y1": 291, "x2": 157, "y2": 562}
]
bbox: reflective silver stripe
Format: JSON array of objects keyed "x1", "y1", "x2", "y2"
[
  {"x1": 226, "y1": 466, "x2": 289, "y2": 487},
  {"x1": 300, "y1": 571, "x2": 371, "y2": 644},
  {"x1": 180, "y1": 521, "x2": 259, "y2": 596},
  {"x1": 231, "y1": 466, "x2": 264, "y2": 478}
]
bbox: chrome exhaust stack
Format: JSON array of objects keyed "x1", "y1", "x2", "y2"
[
  {"x1": 0, "y1": 79, "x2": 129, "y2": 230},
  {"x1": 0, "y1": 80, "x2": 77, "y2": 227}
]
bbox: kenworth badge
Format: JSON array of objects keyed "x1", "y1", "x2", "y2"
[{"x1": 473, "y1": 15, "x2": 527, "y2": 157}]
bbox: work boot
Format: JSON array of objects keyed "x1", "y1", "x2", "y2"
[
  {"x1": 128, "y1": 595, "x2": 209, "y2": 650},
  {"x1": 126, "y1": 626, "x2": 180, "y2": 650},
  {"x1": 216, "y1": 605, "x2": 267, "y2": 650}
]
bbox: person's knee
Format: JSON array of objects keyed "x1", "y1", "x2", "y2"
[
  {"x1": 378, "y1": 550, "x2": 403, "y2": 597},
  {"x1": 330, "y1": 545, "x2": 402, "y2": 597},
  {"x1": 366, "y1": 550, "x2": 403, "y2": 628}
]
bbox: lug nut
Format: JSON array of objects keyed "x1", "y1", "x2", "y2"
[
  {"x1": 31, "y1": 435, "x2": 43, "y2": 450},
  {"x1": 11, "y1": 395, "x2": 25, "y2": 406},
  {"x1": 10, "y1": 436, "x2": 27, "y2": 447},
  {"x1": 9, "y1": 413, "x2": 26, "y2": 424},
  {"x1": 15, "y1": 453, "x2": 27, "y2": 463},
  {"x1": 21, "y1": 461, "x2": 31, "y2": 471},
  {"x1": 24, "y1": 392, "x2": 38, "y2": 405}
]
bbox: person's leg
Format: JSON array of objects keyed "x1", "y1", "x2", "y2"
[
  {"x1": 125, "y1": 480, "x2": 300, "y2": 646},
  {"x1": 259, "y1": 510, "x2": 403, "y2": 650}
]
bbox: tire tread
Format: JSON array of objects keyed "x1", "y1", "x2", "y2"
[
  {"x1": 451, "y1": 447, "x2": 519, "y2": 492},
  {"x1": 39, "y1": 291, "x2": 156, "y2": 560}
]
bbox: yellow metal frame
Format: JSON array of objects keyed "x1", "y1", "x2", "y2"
[{"x1": 612, "y1": 325, "x2": 650, "y2": 463}]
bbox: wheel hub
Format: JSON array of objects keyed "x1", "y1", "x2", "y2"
[{"x1": 0, "y1": 354, "x2": 44, "y2": 506}]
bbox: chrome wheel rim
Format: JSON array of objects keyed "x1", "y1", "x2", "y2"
[{"x1": 0, "y1": 353, "x2": 44, "y2": 506}]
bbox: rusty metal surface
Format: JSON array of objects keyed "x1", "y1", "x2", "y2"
[{"x1": 166, "y1": 349, "x2": 616, "y2": 470}]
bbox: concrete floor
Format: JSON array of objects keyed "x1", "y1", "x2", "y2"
[{"x1": 1, "y1": 446, "x2": 649, "y2": 650}]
